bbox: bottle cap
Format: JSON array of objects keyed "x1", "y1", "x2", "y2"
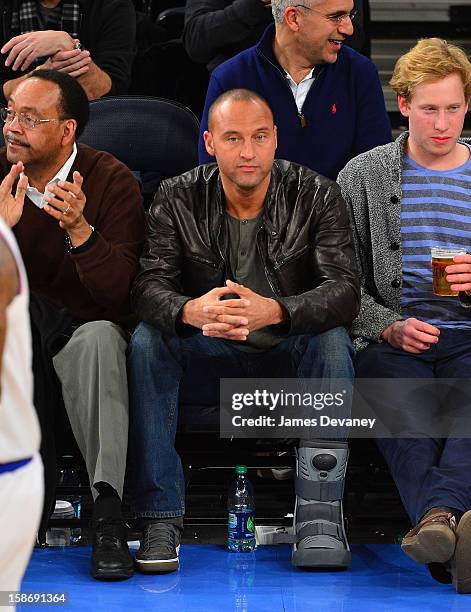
[{"x1": 235, "y1": 465, "x2": 247, "y2": 474}]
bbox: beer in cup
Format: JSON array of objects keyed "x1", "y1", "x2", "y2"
[{"x1": 431, "y1": 247, "x2": 467, "y2": 296}]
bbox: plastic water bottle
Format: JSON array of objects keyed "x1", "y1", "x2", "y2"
[
  {"x1": 46, "y1": 500, "x2": 74, "y2": 546},
  {"x1": 57, "y1": 466, "x2": 82, "y2": 544},
  {"x1": 227, "y1": 465, "x2": 256, "y2": 552}
]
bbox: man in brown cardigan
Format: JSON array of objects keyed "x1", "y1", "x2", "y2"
[{"x1": 0, "y1": 69, "x2": 145, "y2": 580}]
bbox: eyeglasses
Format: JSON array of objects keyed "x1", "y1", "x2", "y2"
[
  {"x1": 0, "y1": 107, "x2": 64, "y2": 130},
  {"x1": 294, "y1": 5, "x2": 357, "y2": 23}
]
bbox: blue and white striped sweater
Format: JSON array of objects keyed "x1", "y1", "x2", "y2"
[{"x1": 400, "y1": 147, "x2": 471, "y2": 328}]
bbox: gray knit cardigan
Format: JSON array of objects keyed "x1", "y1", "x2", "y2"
[{"x1": 337, "y1": 131, "x2": 471, "y2": 350}]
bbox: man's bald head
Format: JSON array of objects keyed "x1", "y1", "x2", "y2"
[
  {"x1": 203, "y1": 88, "x2": 277, "y2": 196},
  {"x1": 207, "y1": 89, "x2": 274, "y2": 132}
]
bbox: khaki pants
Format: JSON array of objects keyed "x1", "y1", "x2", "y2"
[{"x1": 53, "y1": 321, "x2": 129, "y2": 499}]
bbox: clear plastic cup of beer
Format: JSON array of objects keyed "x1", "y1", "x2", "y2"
[{"x1": 431, "y1": 247, "x2": 467, "y2": 296}]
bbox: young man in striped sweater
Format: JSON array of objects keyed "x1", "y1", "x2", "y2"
[{"x1": 337, "y1": 38, "x2": 471, "y2": 593}]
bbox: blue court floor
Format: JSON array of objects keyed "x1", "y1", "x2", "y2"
[{"x1": 19, "y1": 544, "x2": 471, "y2": 611}]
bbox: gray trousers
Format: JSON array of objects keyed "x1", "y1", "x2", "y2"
[{"x1": 52, "y1": 321, "x2": 129, "y2": 500}]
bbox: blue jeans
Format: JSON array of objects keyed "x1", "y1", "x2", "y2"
[
  {"x1": 127, "y1": 324, "x2": 353, "y2": 518},
  {"x1": 355, "y1": 328, "x2": 471, "y2": 524}
]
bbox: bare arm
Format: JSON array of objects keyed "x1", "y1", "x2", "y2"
[
  {"x1": 3, "y1": 55, "x2": 111, "y2": 102},
  {"x1": 0, "y1": 237, "x2": 19, "y2": 393},
  {"x1": 46, "y1": 48, "x2": 112, "y2": 98},
  {"x1": 2, "y1": 43, "x2": 111, "y2": 101},
  {"x1": 1, "y1": 30, "x2": 75, "y2": 99},
  {"x1": 76, "y1": 61, "x2": 112, "y2": 100}
]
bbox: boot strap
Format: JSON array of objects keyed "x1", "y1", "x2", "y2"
[
  {"x1": 295, "y1": 475, "x2": 344, "y2": 502},
  {"x1": 297, "y1": 521, "x2": 343, "y2": 541},
  {"x1": 296, "y1": 502, "x2": 341, "y2": 525},
  {"x1": 272, "y1": 521, "x2": 342, "y2": 544}
]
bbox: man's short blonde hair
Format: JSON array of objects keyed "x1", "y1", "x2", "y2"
[{"x1": 390, "y1": 38, "x2": 471, "y2": 103}]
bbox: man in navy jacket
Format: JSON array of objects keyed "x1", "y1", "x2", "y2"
[{"x1": 199, "y1": 0, "x2": 391, "y2": 180}]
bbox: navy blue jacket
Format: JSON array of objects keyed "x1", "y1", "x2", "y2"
[{"x1": 199, "y1": 24, "x2": 392, "y2": 180}]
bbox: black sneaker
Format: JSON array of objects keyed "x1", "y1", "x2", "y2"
[{"x1": 135, "y1": 522, "x2": 181, "y2": 573}]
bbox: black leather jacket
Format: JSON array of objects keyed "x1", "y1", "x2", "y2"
[{"x1": 132, "y1": 160, "x2": 360, "y2": 337}]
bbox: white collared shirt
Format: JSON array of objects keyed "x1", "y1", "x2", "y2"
[
  {"x1": 25, "y1": 142, "x2": 78, "y2": 209},
  {"x1": 286, "y1": 68, "x2": 315, "y2": 113}
]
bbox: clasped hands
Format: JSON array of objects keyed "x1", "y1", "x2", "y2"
[
  {"x1": 181, "y1": 280, "x2": 285, "y2": 341},
  {"x1": 1, "y1": 31, "x2": 90, "y2": 77}
]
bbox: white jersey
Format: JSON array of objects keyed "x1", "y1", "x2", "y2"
[{"x1": 0, "y1": 217, "x2": 40, "y2": 464}]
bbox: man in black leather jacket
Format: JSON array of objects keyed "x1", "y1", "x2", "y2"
[{"x1": 127, "y1": 89, "x2": 360, "y2": 574}]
